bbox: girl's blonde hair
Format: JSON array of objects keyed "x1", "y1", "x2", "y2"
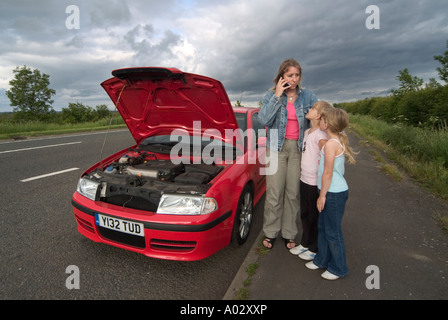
[
  {"x1": 313, "y1": 100, "x2": 334, "y2": 117},
  {"x1": 271, "y1": 58, "x2": 303, "y2": 90},
  {"x1": 321, "y1": 108, "x2": 357, "y2": 164}
]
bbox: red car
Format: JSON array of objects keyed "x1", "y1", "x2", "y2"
[{"x1": 72, "y1": 67, "x2": 267, "y2": 261}]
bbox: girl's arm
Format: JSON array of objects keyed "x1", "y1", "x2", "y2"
[{"x1": 317, "y1": 140, "x2": 337, "y2": 212}]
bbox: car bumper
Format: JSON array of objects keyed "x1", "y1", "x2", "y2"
[{"x1": 71, "y1": 193, "x2": 233, "y2": 261}]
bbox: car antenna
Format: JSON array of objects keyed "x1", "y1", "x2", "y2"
[{"x1": 100, "y1": 83, "x2": 127, "y2": 170}]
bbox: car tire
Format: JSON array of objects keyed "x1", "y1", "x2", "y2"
[{"x1": 230, "y1": 185, "x2": 253, "y2": 247}]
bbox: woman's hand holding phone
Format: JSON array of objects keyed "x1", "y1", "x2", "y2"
[{"x1": 275, "y1": 77, "x2": 291, "y2": 97}]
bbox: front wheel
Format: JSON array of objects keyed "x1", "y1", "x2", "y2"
[{"x1": 231, "y1": 185, "x2": 253, "y2": 247}]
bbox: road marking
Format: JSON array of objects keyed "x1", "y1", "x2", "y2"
[
  {"x1": 0, "y1": 141, "x2": 81, "y2": 154},
  {"x1": 20, "y1": 168, "x2": 80, "y2": 182},
  {"x1": 0, "y1": 129, "x2": 128, "y2": 145}
]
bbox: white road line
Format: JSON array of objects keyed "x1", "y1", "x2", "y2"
[
  {"x1": 0, "y1": 129, "x2": 128, "y2": 145},
  {"x1": 20, "y1": 168, "x2": 80, "y2": 182},
  {"x1": 0, "y1": 141, "x2": 81, "y2": 154}
]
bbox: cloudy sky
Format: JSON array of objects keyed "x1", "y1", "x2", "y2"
[{"x1": 1, "y1": 0, "x2": 448, "y2": 112}]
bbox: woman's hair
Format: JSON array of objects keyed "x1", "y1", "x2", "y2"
[
  {"x1": 321, "y1": 107, "x2": 357, "y2": 164},
  {"x1": 271, "y1": 58, "x2": 303, "y2": 90}
]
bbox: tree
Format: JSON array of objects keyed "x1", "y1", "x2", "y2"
[
  {"x1": 6, "y1": 66, "x2": 56, "y2": 121},
  {"x1": 425, "y1": 78, "x2": 442, "y2": 90},
  {"x1": 391, "y1": 68, "x2": 423, "y2": 96},
  {"x1": 94, "y1": 104, "x2": 111, "y2": 120},
  {"x1": 61, "y1": 102, "x2": 94, "y2": 123},
  {"x1": 434, "y1": 40, "x2": 448, "y2": 83}
]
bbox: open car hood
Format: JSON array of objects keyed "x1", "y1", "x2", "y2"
[{"x1": 101, "y1": 67, "x2": 239, "y2": 145}]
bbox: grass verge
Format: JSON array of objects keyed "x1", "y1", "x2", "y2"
[
  {"x1": 349, "y1": 114, "x2": 448, "y2": 232},
  {"x1": 0, "y1": 117, "x2": 126, "y2": 140},
  {"x1": 233, "y1": 239, "x2": 270, "y2": 300}
]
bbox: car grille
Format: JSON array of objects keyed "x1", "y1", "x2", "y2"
[
  {"x1": 150, "y1": 239, "x2": 197, "y2": 252},
  {"x1": 76, "y1": 216, "x2": 95, "y2": 233},
  {"x1": 98, "y1": 226, "x2": 146, "y2": 249},
  {"x1": 96, "y1": 226, "x2": 197, "y2": 252},
  {"x1": 104, "y1": 195, "x2": 159, "y2": 212}
]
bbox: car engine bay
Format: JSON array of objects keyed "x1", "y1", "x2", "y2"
[{"x1": 81, "y1": 150, "x2": 224, "y2": 211}]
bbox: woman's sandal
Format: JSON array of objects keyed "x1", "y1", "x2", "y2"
[
  {"x1": 284, "y1": 239, "x2": 296, "y2": 249},
  {"x1": 263, "y1": 237, "x2": 275, "y2": 249}
]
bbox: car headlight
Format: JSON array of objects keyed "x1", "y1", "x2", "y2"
[
  {"x1": 156, "y1": 194, "x2": 218, "y2": 215},
  {"x1": 77, "y1": 177, "x2": 100, "y2": 201}
]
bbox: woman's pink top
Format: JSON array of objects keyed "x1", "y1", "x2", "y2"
[{"x1": 285, "y1": 102, "x2": 299, "y2": 140}]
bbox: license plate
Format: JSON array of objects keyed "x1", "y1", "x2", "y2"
[{"x1": 95, "y1": 213, "x2": 145, "y2": 237}]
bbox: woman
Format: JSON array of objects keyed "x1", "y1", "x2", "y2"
[{"x1": 258, "y1": 59, "x2": 318, "y2": 249}]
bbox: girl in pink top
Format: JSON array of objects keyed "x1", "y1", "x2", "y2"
[{"x1": 290, "y1": 101, "x2": 332, "y2": 259}]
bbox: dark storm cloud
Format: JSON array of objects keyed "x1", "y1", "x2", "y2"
[
  {"x1": 1, "y1": 0, "x2": 448, "y2": 112},
  {"x1": 218, "y1": 0, "x2": 448, "y2": 103},
  {"x1": 123, "y1": 24, "x2": 182, "y2": 65}
]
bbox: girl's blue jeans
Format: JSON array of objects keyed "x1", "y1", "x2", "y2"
[{"x1": 314, "y1": 190, "x2": 349, "y2": 278}]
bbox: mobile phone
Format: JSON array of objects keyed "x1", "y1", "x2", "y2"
[{"x1": 281, "y1": 77, "x2": 291, "y2": 88}]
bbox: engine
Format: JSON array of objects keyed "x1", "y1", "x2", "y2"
[{"x1": 83, "y1": 152, "x2": 224, "y2": 211}]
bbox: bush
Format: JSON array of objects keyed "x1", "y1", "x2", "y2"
[
  {"x1": 61, "y1": 102, "x2": 111, "y2": 124},
  {"x1": 336, "y1": 85, "x2": 448, "y2": 128}
]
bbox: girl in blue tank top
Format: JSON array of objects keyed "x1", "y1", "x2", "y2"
[{"x1": 305, "y1": 108, "x2": 357, "y2": 280}]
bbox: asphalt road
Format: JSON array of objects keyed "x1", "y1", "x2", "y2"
[
  {"x1": 228, "y1": 132, "x2": 448, "y2": 301},
  {"x1": 0, "y1": 130, "x2": 264, "y2": 300}
]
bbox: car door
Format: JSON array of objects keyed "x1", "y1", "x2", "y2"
[{"x1": 249, "y1": 110, "x2": 266, "y2": 197}]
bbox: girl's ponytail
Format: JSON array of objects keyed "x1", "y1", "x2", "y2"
[
  {"x1": 339, "y1": 131, "x2": 356, "y2": 164},
  {"x1": 321, "y1": 108, "x2": 357, "y2": 164}
]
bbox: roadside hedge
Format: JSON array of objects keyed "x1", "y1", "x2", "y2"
[{"x1": 336, "y1": 85, "x2": 448, "y2": 129}]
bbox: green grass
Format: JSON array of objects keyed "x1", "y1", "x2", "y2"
[
  {"x1": 436, "y1": 212, "x2": 448, "y2": 234},
  {"x1": 233, "y1": 237, "x2": 270, "y2": 300},
  {"x1": 368, "y1": 149, "x2": 404, "y2": 181},
  {"x1": 349, "y1": 114, "x2": 448, "y2": 232},
  {"x1": 0, "y1": 116, "x2": 126, "y2": 140},
  {"x1": 234, "y1": 262, "x2": 259, "y2": 300},
  {"x1": 349, "y1": 114, "x2": 448, "y2": 200}
]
